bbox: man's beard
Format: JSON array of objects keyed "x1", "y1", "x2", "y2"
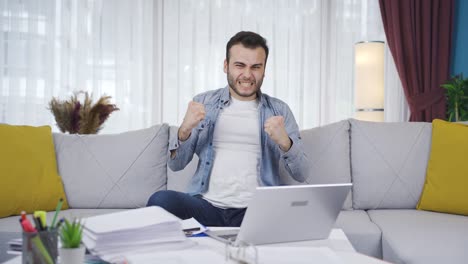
[{"x1": 227, "y1": 71, "x2": 263, "y2": 99}]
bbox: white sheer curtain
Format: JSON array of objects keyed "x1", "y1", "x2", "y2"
[
  {"x1": 155, "y1": 0, "x2": 409, "y2": 129},
  {"x1": 384, "y1": 45, "x2": 411, "y2": 122},
  {"x1": 0, "y1": 0, "x2": 408, "y2": 133},
  {"x1": 0, "y1": 0, "x2": 154, "y2": 133}
]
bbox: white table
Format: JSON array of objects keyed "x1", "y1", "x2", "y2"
[
  {"x1": 192, "y1": 228, "x2": 389, "y2": 264},
  {"x1": 2, "y1": 229, "x2": 390, "y2": 264}
]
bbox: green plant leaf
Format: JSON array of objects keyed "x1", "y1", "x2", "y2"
[
  {"x1": 441, "y1": 74, "x2": 468, "y2": 121},
  {"x1": 59, "y1": 218, "x2": 84, "y2": 248}
]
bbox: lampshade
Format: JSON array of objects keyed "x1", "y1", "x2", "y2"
[{"x1": 354, "y1": 41, "x2": 385, "y2": 122}]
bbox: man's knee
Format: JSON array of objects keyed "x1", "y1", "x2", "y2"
[
  {"x1": 146, "y1": 190, "x2": 180, "y2": 208},
  {"x1": 147, "y1": 190, "x2": 194, "y2": 219}
]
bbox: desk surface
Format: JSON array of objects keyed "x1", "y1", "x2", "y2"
[
  {"x1": 203, "y1": 228, "x2": 356, "y2": 252},
  {"x1": 193, "y1": 228, "x2": 389, "y2": 264},
  {"x1": 1, "y1": 229, "x2": 390, "y2": 264}
]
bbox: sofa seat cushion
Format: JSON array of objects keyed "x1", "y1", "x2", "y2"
[
  {"x1": 350, "y1": 119, "x2": 432, "y2": 209},
  {"x1": 54, "y1": 124, "x2": 169, "y2": 208},
  {"x1": 0, "y1": 209, "x2": 125, "y2": 233},
  {"x1": 334, "y1": 210, "x2": 382, "y2": 259},
  {"x1": 368, "y1": 209, "x2": 468, "y2": 264}
]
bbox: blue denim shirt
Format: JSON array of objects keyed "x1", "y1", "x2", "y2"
[{"x1": 168, "y1": 87, "x2": 308, "y2": 196}]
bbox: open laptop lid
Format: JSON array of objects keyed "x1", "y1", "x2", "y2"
[{"x1": 236, "y1": 183, "x2": 351, "y2": 245}]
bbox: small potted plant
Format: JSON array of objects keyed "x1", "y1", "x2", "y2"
[
  {"x1": 58, "y1": 219, "x2": 85, "y2": 264},
  {"x1": 441, "y1": 74, "x2": 468, "y2": 121}
]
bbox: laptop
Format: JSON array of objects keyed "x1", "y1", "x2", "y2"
[{"x1": 205, "y1": 183, "x2": 351, "y2": 245}]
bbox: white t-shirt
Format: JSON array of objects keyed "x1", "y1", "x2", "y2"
[{"x1": 202, "y1": 97, "x2": 261, "y2": 208}]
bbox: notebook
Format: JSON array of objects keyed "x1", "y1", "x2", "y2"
[{"x1": 205, "y1": 183, "x2": 351, "y2": 245}]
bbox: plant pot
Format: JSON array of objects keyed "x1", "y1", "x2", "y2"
[{"x1": 58, "y1": 245, "x2": 86, "y2": 264}]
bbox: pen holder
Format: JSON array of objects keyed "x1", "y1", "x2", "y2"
[{"x1": 22, "y1": 229, "x2": 58, "y2": 264}]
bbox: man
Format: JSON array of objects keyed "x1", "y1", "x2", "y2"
[{"x1": 147, "y1": 31, "x2": 308, "y2": 227}]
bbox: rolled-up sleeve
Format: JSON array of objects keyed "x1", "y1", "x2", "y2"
[
  {"x1": 168, "y1": 126, "x2": 198, "y2": 171},
  {"x1": 279, "y1": 106, "x2": 308, "y2": 182}
]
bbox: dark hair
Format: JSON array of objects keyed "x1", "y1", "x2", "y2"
[{"x1": 226, "y1": 31, "x2": 269, "y2": 64}]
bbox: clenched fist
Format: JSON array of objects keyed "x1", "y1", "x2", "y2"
[
  {"x1": 179, "y1": 101, "x2": 206, "y2": 141},
  {"x1": 264, "y1": 116, "x2": 292, "y2": 151}
]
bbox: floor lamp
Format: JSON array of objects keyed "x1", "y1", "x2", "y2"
[{"x1": 354, "y1": 41, "x2": 385, "y2": 122}]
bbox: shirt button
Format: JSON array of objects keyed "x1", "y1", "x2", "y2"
[
  {"x1": 206, "y1": 162, "x2": 210, "y2": 165},
  {"x1": 201, "y1": 182, "x2": 205, "y2": 185},
  {"x1": 201, "y1": 124, "x2": 205, "y2": 128},
  {"x1": 210, "y1": 142, "x2": 213, "y2": 146}
]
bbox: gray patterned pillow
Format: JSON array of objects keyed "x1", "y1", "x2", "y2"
[
  {"x1": 53, "y1": 124, "x2": 169, "y2": 208},
  {"x1": 350, "y1": 119, "x2": 432, "y2": 209},
  {"x1": 280, "y1": 120, "x2": 353, "y2": 210}
]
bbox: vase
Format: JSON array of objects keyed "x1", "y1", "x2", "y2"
[{"x1": 58, "y1": 245, "x2": 86, "y2": 264}]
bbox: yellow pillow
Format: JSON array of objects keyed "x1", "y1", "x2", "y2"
[
  {"x1": 417, "y1": 119, "x2": 468, "y2": 215},
  {"x1": 0, "y1": 124, "x2": 69, "y2": 218}
]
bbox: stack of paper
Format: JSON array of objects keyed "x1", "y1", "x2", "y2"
[{"x1": 82, "y1": 206, "x2": 189, "y2": 262}]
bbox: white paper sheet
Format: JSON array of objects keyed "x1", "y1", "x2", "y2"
[{"x1": 83, "y1": 206, "x2": 179, "y2": 233}]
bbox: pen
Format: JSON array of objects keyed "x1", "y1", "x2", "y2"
[
  {"x1": 183, "y1": 227, "x2": 201, "y2": 233},
  {"x1": 55, "y1": 218, "x2": 65, "y2": 230},
  {"x1": 34, "y1": 211, "x2": 47, "y2": 230},
  {"x1": 20, "y1": 211, "x2": 27, "y2": 221},
  {"x1": 183, "y1": 227, "x2": 201, "y2": 236},
  {"x1": 19, "y1": 219, "x2": 37, "y2": 233},
  {"x1": 51, "y1": 198, "x2": 63, "y2": 229},
  {"x1": 30, "y1": 236, "x2": 54, "y2": 264},
  {"x1": 33, "y1": 217, "x2": 44, "y2": 231}
]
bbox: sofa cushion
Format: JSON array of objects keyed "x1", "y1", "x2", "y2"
[
  {"x1": 334, "y1": 210, "x2": 382, "y2": 258},
  {"x1": 53, "y1": 124, "x2": 169, "y2": 208},
  {"x1": 0, "y1": 124, "x2": 69, "y2": 218},
  {"x1": 350, "y1": 119, "x2": 431, "y2": 209},
  {"x1": 280, "y1": 120, "x2": 353, "y2": 209},
  {"x1": 368, "y1": 209, "x2": 468, "y2": 264},
  {"x1": 417, "y1": 119, "x2": 468, "y2": 215}
]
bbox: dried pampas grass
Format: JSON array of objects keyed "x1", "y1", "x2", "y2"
[{"x1": 48, "y1": 91, "x2": 119, "y2": 134}]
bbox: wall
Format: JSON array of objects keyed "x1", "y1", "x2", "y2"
[{"x1": 451, "y1": 0, "x2": 468, "y2": 76}]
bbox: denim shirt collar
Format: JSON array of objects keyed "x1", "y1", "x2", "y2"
[{"x1": 219, "y1": 86, "x2": 266, "y2": 107}]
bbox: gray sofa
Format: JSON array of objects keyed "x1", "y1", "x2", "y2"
[{"x1": 1, "y1": 119, "x2": 467, "y2": 263}]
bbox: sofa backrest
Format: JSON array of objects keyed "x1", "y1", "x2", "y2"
[
  {"x1": 54, "y1": 124, "x2": 169, "y2": 209},
  {"x1": 349, "y1": 119, "x2": 432, "y2": 210},
  {"x1": 279, "y1": 120, "x2": 353, "y2": 210},
  {"x1": 52, "y1": 119, "x2": 434, "y2": 211},
  {"x1": 167, "y1": 121, "x2": 354, "y2": 210}
]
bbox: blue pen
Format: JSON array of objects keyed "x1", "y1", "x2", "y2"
[{"x1": 55, "y1": 218, "x2": 65, "y2": 230}]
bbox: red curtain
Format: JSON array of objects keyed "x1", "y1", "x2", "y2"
[{"x1": 379, "y1": 0, "x2": 454, "y2": 121}]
